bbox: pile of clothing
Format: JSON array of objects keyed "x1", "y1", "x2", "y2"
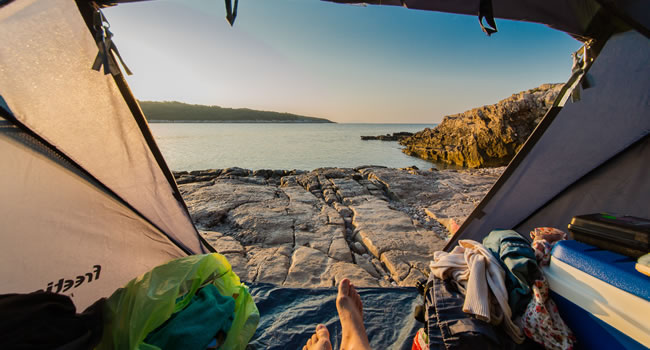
[{"x1": 413, "y1": 228, "x2": 575, "y2": 350}]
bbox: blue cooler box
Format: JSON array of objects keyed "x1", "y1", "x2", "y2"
[{"x1": 543, "y1": 240, "x2": 650, "y2": 350}]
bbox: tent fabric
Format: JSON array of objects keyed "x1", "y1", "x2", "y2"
[
  {"x1": 1, "y1": 1, "x2": 648, "y2": 342},
  {"x1": 0, "y1": 0, "x2": 204, "y2": 255},
  {"x1": 325, "y1": 0, "x2": 650, "y2": 40},
  {"x1": 97, "y1": 0, "x2": 650, "y2": 39},
  {"x1": 449, "y1": 29, "x2": 650, "y2": 248},
  {"x1": 597, "y1": 0, "x2": 650, "y2": 38},
  {"x1": 325, "y1": 0, "x2": 602, "y2": 39},
  {"x1": 247, "y1": 283, "x2": 420, "y2": 350},
  {"x1": 0, "y1": 116, "x2": 186, "y2": 310},
  {"x1": 515, "y1": 135, "x2": 650, "y2": 235}
]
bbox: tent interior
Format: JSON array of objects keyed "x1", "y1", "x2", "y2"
[{"x1": 0, "y1": 0, "x2": 648, "y2": 349}]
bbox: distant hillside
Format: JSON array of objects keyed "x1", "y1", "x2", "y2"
[{"x1": 140, "y1": 101, "x2": 333, "y2": 123}]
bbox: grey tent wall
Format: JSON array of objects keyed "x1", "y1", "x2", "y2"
[
  {"x1": 515, "y1": 135, "x2": 650, "y2": 235},
  {"x1": 0, "y1": 0, "x2": 208, "y2": 255},
  {"x1": 108, "y1": 62, "x2": 214, "y2": 254},
  {"x1": 0, "y1": 114, "x2": 187, "y2": 309},
  {"x1": 75, "y1": 0, "x2": 212, "y2": 254},
  {"x1": 0, "y1": 101, "x2": 195, "y2": 257},
  {"x1": 447, "y1": 29, "x2": 650, "y2": 248}
]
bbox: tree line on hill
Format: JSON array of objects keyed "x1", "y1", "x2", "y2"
[{"x1": 139, "y1": 101, "x2": 333, "y2": 123}]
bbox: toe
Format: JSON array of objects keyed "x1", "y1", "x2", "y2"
[
  {"x1": 350, "y1": 284, "x2": 359, "y2": 300},
  {"x1": 316, "y1": 324, "x2": 332, "y2": 349},
  {"x1": 316, "y1": 324, "x2": 330, "y2": 339},
  {"x1": 339, "y1": 278, "x2": 351, "y2": 296},
  {"x1": 350, "y1": 284, "x2": 357, "y2": 297},
  {"x1": 349, "y1": 284, "x2": 363, "y2": 312}
]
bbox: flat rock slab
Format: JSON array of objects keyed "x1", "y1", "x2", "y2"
[
  {"x1": 201, "y1": 232, "x2": 245, "y2": 255},
  {"x1": 380, "y1": 250, "x2": 433, "y2": 286},
  {"x1": 179, "y1": 166, "x2": 501, "y2": 288},
  {"x1": 363, "y1": 167, "x2": 501, "y2": 235},
  {"x1": 349, "y1": 195, "x2": 446, "y2": 258},
  {"x1": 284, "y1": 246, "x2": 379, "y2": 288},
  {"x1": 326, "y1": 261, "x2": 382, "y2": 287},
  {"x1": 284, "y1": 246, "x2": 331, "y2": 287},
  {"x1": 182, "y1": 179, "x2": 278, "y2": 228},
  {"x1": 246, "y1": 245, "x2": 292, "y2": 284}
]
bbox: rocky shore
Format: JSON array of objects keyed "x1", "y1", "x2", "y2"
[
  {"x1": 175, "y1": 166, "x2": 503, "y2": 288},
  {"x1": 360, "y1": 132, "x2": 413, "y2": 141},
  {"x1": 400, "y1": 83, "x2": 563, "y2": 168}
]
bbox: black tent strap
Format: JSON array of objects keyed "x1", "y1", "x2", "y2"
[
  {"x1": 225, "y1": 0, "x2": 238, "y2": 26},
  {"x1": 91, "y1": 3, "x2": 133, "y2": 76},
  {"x1": 478, "y1": 0, "x2": 497, "y2": 36},
  {"x1": 0, "y1": 95, "x2": 12, "y2": 117},
  {"x1": 199, "y1": 234, "x2": 217, "y2": 253}
]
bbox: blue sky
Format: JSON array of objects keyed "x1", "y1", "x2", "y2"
[{"x1": 105, "y1": 0, "x2": 582, "y2": 123}]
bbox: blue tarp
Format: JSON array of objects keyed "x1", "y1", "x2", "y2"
[{"x1": 247, "y1": 283, "x2": 422, "y2": 350}]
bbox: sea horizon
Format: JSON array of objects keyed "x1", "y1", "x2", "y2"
[
  {"x1": 150, "y1": 122, "x2": 440, "y2": 171},
  {"x1": 149, "y1": 120, "x2": 439, "y2": 125}
]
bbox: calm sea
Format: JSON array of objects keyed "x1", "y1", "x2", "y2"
[{"x1": 149, "y1": 123, "x2": 438, "y2": 171}]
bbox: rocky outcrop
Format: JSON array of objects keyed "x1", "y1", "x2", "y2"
[
  {"x1": 176, "y1": 166, "x2": 502, "y2": 288},
  {"x1": 400, "y1": 84, "x2": 563, "y2": 168},
  {"x1": 361, "y1": 132, "x2": 413, "y2": 141}
]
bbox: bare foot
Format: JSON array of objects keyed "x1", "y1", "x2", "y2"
[
  {"x1": 302, "y1": 324, "x2": 332, "y2": 350},
  {"x1": 337, "y1": 279, "x2": 371, "y2": 350}
]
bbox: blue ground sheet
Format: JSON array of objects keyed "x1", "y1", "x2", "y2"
[{"x1": 247, "y1": 283, "x2": 422, "y2": 350}]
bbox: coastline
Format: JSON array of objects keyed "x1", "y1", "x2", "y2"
[
  {"x1": 150, "y1": 123, "x2": 439, "y2": 171},
  {"x1": 177, "y1": 165, "x2": 503, "y2": 288},
  {"x1": 148, "y1": 120, "x2": 335, "y2": 123}
]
